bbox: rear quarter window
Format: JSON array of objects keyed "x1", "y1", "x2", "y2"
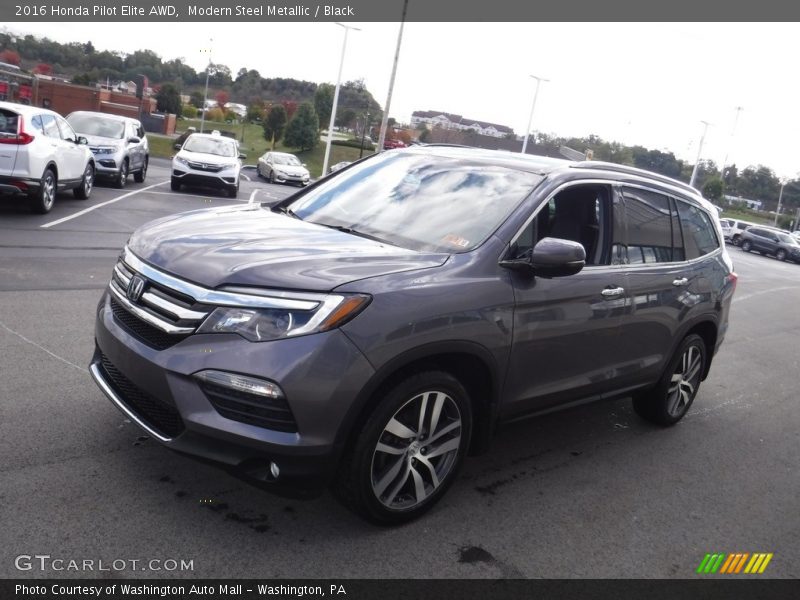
[
  {"x1": 0, "y1": 109, "x2": 19, "y2": 135},
  {"x1": 676, "y1": 200, "x2": 719, "y2": 259}
]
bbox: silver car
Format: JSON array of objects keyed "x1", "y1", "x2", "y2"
[
  {"x1": 257, "y1": 151, "x2": 310, "y2": 186},
  {"x1": 66, "y1": 111, "x2": 149, "y2": 189}
]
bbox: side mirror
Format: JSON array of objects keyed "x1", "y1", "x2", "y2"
[
  {"x1": 77, "y1": 136, "x2": 88, "y2": 145},
  {"x1": 239, "y1": 153, "x2": 247, "y2": 160},
  {"x1": 173, "y1": 143, "x2": 182, "y2": 150},
  {"x1": 128, "y1": 136, "x2": 141, "y2": 144},
  {"x1": 500, "y1": 237, "x2": 586, "y2": 277},
  {"x1": 302, "y1": 163, "x2": 307, "y2": 167}
]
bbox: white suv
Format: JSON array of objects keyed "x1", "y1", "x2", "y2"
[
  {"x1": 720, "y1": 217, "x2": 757, "y2": 246},
  {"x1": 171, "y1": 132, "x2": 243, "y2": 198},
  {"x1": 0, "y1": 100, "x2": 95, "y2": 213}
]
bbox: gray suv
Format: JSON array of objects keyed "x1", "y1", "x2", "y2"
[
  {"x1": 66, "y1": 111, "x2": 149, "y2": 188},
  {"x1": 740, "y1": 226, "x2": 800, "y2": 263},
  {"x1": 91, "y1": 147, "x2": 736, "y2": 524}
]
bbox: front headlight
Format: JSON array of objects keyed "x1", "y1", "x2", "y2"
[
  {"x1": 196, "y1": 294, "x2": 370, "y2": 341},
  {"x1": 175, "y1": 156, "x2": 189, "y2": 166}
]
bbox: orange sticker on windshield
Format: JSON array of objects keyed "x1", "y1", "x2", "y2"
[{"x1": 442, "y1": 234, "x2": 470, "y2": 248}]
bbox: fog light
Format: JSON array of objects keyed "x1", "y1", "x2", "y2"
[
  {"x1": 194, "y1": 370, "x2": 284, "y2": 399},
  {"x1": 270, "y1": 462, "x2": 280, "y2": 479}
]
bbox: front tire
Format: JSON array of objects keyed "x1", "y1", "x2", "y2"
[
  {"x1": 73, "y1": 163, "x2": 94, "y2": 200},
  {"x1": 732, "y1": 235, "x2": 741, "y2": 246},
  {"x1": 170, "y1": 177, "x2": 181, "y2": 191},
  {"x1": 334, "y1": 371, "x2": 472, "y2": 525},
  {"x1": 268, "y1": 170, "x2": 275, "y2": 184},
  {"x1": 114, "y1": 159, "x2": 128, "y2": 189},
  {"x1": 227, "y1": 183, "x2": 239, "y2": 198},
  {"x1": 133, "y1": 156, "x2": 148, "y2": 183},
  {"x1": 741, "y1": 240, "x2": 752, "y2": 252},
  {"x1": 776, "y1": 249, "x2": 787, "y2": 261},
  {"x1": 633, "y1": 334, "x2": 706, "y2": 426},
  {"x1": 30, "y1": 168, "x2": 56, "y2": 214}
]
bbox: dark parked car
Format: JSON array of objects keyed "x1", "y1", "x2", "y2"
[
  {"x1": 91, "y1": 147, "x2": 736, "y2": 524},
  {"x1": 740, "y1": 226, "x2": 800, "y2": 262}
]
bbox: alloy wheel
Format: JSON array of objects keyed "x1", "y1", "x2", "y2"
[
  {"x1": 666, "y1": 345, "x2": 703, "y2": 417},
  {"x1": 42, "y1": 172, "x2": 55, "y2": 209},
  {"x1": 370, "y1": 390, "x2": 462, "y2": 510}
]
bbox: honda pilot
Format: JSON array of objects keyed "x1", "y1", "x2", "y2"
[{"x1": 91, "y1": 146, "x2": 736, "y2": 524}]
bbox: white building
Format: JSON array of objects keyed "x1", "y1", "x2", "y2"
[{"x1": 410, "y1": 110, "x2": 513, "y2": 138}]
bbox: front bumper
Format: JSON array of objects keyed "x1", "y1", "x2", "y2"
[
  {"x1": 91, "y1": 290, "x2": 374, "y2": 494},
  {"x1": 273, "y1": 172, "x2": 310, "y2": 185},
  {"x1": 172, "y1": 169, "x2": 238, "y2": 190}
]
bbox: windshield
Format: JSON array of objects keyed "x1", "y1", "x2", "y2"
[
  {"x1": 289, "y1": 152, "x2": 541, "y2": 252},
  {"x1": 778, "y1": 233, "x2": 797, "y2": 244},
  {"x1": 183, "y1": 136, "x2": 236, "y2": 157},
  {"x1": 67, "y1": 114, "x2": 125, "y2": 139},
  {"x1": 274, "y1": 154, "x2": 301, "y2": 166}
]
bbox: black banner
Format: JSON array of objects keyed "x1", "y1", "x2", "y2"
[
  {"x1": 2, "y1": 0, "x2": 800, "y2": 22},
  {"x1": 3, "y1": 579, "x2": 800, "y2": 600}
]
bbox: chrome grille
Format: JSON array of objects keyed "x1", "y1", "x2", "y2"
[
  {"x1": 187, "y1": 161, "x2": 223, "y2": 172},
  {"x1": 108, "y1": 258, "x2": 212, "y2": 347}
]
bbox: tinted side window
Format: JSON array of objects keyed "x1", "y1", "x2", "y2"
[
  {"x1": 736, "y1": 222, "x2": 748, "y2": 230},
  {"x1": 676, "y1": 200, "x2": 720, "y2": 259},
  {"x1": 29, "y1": 115, "x2": 44, "y2": 134},
  {"x1": 40, "y1": 114, "x2": 61, "y2": 139},
  {"x1": 621, "y1": 187, "x2": 675, "y2": 263}
]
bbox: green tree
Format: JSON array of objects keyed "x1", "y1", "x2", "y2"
[
  {"x1": 702, "y1": 177, "x2": 724, "y2": 202},
  {"x1": 263, "y1": 104, "x2": 288, "y2": 150},
  {"x1": 155, "y1": 83, "x2": 182, "y2": 115},
  {"x1": 283, "y1": 102, "x2": 319, "y2": 151},
  {"x1": 314, "y1": 83, "x2": 334, "y2": 131},
  {"x1": 189, "y1": 91, "x2": 204, "y2": 109}
]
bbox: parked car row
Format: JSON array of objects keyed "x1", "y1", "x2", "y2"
[
  {"x1": 0, "y1": 99, "x2": 149, "y2": 213},
  {"x1": 739, "y1": 225, "x2": 800, "y2": 264}
]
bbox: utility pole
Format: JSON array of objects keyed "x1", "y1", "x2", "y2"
[
  {"x1": 322, "y1": 23, "x2": 360, "y2": 177},
  {"x1": 376, "y1": 0, "x2": 409, "y2": 154},
  {"x1": 199, "y1": 38, "x2": 212, "y2": 134},
  {"x1": 521, "y1": 75, "x2": 549, "y2": 154}
]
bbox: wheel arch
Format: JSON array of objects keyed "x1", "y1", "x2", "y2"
[{"x1": 334, "y1": 341, "x2": 502, "y2": 465}]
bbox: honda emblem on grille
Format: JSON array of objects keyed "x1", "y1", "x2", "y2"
[{"x1": 127, "y1": 275, "x2": 146, "y2": 302}]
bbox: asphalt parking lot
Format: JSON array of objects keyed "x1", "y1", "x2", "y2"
[{"x1": 1, "y1": 161, "x2": 798, "y2": 579}]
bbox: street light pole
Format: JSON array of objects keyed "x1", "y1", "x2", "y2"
[
  {"x1": 775, "y1": 180, "x2": 787, "y2": 227},
  {"x1": 689, "y1": 120, "x2": 710, "y2": 189},
  {"x1": 520, "y1": 75, "x2": 549, "y2": 155},
  {"x1": 322, "y1": 22, "x2": 361, "y2": 177},
  {"x1": 376, "y1": 0, "x2": 409, "y2": 154},
  {"x1": 360, "y1": 112, "x2": 370, "y2": 159},
  {"x1": 199, "y1": 38, "x2": 213, "y2": 134}
]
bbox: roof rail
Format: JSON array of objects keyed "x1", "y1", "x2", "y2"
[{"x1": 571, "y1": 161, "x2": 700, "y2": 196}]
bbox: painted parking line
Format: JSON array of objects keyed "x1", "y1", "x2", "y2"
[
  {"x1": 248, "y1": 189, "x2": 259, "y2": 204},
  {"x1": 40, "y1": 180, "x2": 169, "y2": 229}
]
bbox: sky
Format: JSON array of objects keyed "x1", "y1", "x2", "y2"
[{"x1": 4, "y1": 22, "x2": 800, "y2": 180}]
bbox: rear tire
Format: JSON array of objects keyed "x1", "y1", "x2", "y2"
[
  {"x1": 30, "y1": 168, "x2": 56, "y2": 214},
  {"x1": 73, "y1": 163, "x2": 94, "y2": 200},
  {"x1": 333, "y1": 370, "x2": 472, "y2": 525},
  {"x1": 170, "y1": 177, "x2": 181, "y2": 191},
  {"x1": 632, "y1": 333, "x2": 707, "y2": 426},
  {"x1": 133, "y1": 156, "x2": 148, "y2": 183},
  {"x1": 741, "y1": 240, "x2": 752, "y2": 252}
]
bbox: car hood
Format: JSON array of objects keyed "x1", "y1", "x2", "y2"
[
  {"x1": 272, "y1": 164, "x2": 308, "y2": 176},
  {"x1": 177, "y1": 150, "x2": 237, "y2": 165},
  {"x1": 82, "y1": 134, "x2": 124, "y2": 147},
  {"x1": 126, "y1": 205, "x2": 448, "y2": 292}
]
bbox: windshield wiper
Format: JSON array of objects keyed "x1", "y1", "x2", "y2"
[
  {"x1": 274, "y1": 206, "x2": 301, "y2": 219},
  {"x1": 314, "y1": 222, "x2": 395, "y2": 245}
]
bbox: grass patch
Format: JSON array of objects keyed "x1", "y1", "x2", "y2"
[
  {"x1": 148, "y1": 119, "x2": 374, "y2": 177},
  {"x1": 718, "y1": 207, "x2": 774, "y2": 226}
]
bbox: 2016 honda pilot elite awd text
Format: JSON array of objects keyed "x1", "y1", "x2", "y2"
[{"x1": 91, "y1": 146, "x2": 736, "y2": 524}]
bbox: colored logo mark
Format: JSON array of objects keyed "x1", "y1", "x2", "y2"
[{"x1": 696, "y1": 553, "x2": 773, "y2": 574}]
